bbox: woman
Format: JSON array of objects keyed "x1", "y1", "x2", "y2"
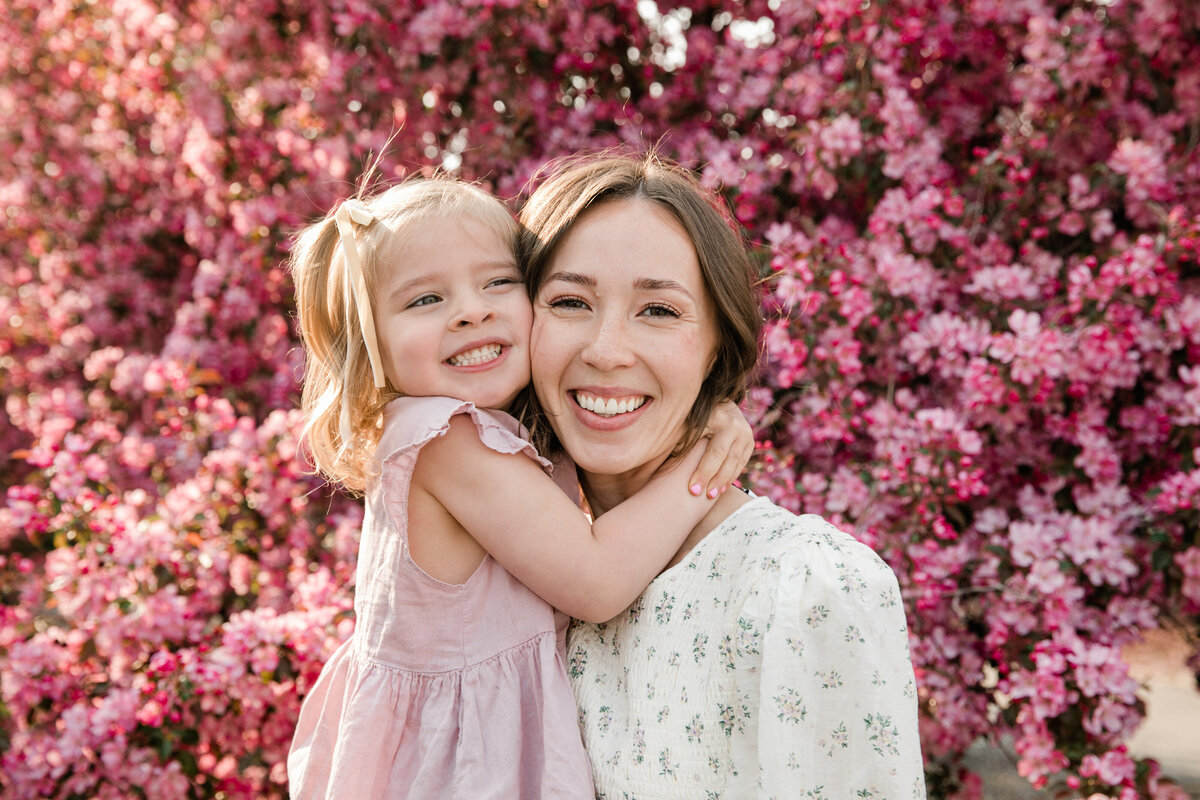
[{"x1": 518, "y1": 154, "x2": 926, "y2": 798}]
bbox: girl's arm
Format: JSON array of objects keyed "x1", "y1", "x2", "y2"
[{"x1": 412, "y1": 415, "x2": 735, "y2": 622}]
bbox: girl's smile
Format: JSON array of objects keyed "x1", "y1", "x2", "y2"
[{"x1": 446, "y1": 341, "x2": 506, "y2": 368}]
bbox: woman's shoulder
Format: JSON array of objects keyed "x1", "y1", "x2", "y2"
[
  {"x1": 734, "y1": 497, "x2": 881, "y2": 556},
  {"x1": 726, "y1": 496, "x2": 899, "y2": 588},
  {"x1": 718, "y1": 497, "x2": 906, "y2": 626}
]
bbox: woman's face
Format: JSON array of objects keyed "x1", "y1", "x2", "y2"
[{"x1": 530, "y1": 198, "x2": 719, "y2": 480}]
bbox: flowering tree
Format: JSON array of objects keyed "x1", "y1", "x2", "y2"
[{"x1": 2, "y1": 0, "x2": 1198, "y2": 797}]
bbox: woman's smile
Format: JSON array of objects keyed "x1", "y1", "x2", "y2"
[{"x1": 568, "y1": 388, "x2": 652, "y2": 432}]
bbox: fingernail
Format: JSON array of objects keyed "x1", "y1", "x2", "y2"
[
  {"x1": 690, "y1": 483, "x2": 703, "y2": 496},
  {"x1": 708, "y1": 487, "x2": 719, "y2": 499}
]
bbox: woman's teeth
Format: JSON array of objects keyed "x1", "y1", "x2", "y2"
[
  {"x1": 448, "y1": 344, "x2": 501, "y2": 366},
  {"x1": 574, "y1": 392, "x2": 647, "y2": 417}
]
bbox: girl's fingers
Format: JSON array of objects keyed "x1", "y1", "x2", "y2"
[
  {"x1": 688, "y1": 435, "x2": 727, "y2": 497},
  {"x1": 690, "y1": 400, "x2": 755, "y2": 497},
  {"x1": 705, "y1": 439, "x2": 753, "y2": 497},
  {"x1": 689, "y1": 432, "x2": 753, "y2": 498}
]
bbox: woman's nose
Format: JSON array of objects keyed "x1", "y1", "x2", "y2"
[{"x1": 580, "y1": 315, "x2": 636, "y2": 370}]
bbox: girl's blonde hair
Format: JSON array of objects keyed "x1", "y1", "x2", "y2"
[{"x1": 289, "y1": 177, "x2": 517, "y2": 494}]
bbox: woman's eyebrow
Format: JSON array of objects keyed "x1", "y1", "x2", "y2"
[
  {"x1": 543, "y1": 271, "x2": 596, "y2": 287},
  {"x1": 544, "y1": 272, "x2": 694, "y2": 299},
  {"x1": 635, "y1": 277, "x2": 692, "y2": 297}
]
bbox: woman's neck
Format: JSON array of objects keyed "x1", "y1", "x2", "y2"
[
  {"x1": 580, "y1": 466, "x2": 753, "y2": 570},
  {"x1": 577, "y1": 464, "x2": 658, "y2": 520}
]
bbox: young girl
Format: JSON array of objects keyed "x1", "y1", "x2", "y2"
[{"x1": 285, "y1": 178, "x2": 751, "y2": 800}]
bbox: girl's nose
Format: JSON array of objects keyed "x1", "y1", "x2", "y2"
[{"x1": 453, "y1": 295, "x2": 496, "y2": 328}]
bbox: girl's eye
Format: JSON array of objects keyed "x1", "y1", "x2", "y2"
[
  {"x1": 546, "y1": 295, "x2": 589, "y2": 311},
  {"x1": 487, "y1": 276, "x2": 522, "y2": 289},
  {"x1": 641, "y1": 303, "x2": 682, "y2": 318},
  {"x1": 407, "y1": 294, "x2": 441, "y2": 308}
]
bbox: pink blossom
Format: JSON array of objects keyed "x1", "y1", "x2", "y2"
[
  {"x1": 1108, "y1": 139, "x2": 1171, "y2": 226},
  {"x1": 1085, "y1": 696, "x2": 1143, "y2": 739},
  {"x1": 1178, "y1": 548, "x2": 1200, "y2": 609},
  {"x1": 1027, "y1": 559, "x2": 1067, "y2": 594},
  {"x1": 1080, "y1": 748, "x2": 1137, "y2": 787},
  {"x1": 1068, "y1": 642, "x2": 1138, "y2": 702},
  {"x1": 1022, "y1": 15, "x2": 1067, "y2": 72},
  {"x1": 815, "y1": 112, "x2": 863, "y2": 165},
  {"x1": 1091, "y1": 208, "x2": 1116, "y2": 242},
  {"x1": 963, "y1": 264, "x2": 1040, "y2": 302},
  {"x1": 868, "y1": 240, "x2": 942, "y2": 299},
  {"x1": 1013, "y1": 714, "x2": 1070, "y2": 786}
]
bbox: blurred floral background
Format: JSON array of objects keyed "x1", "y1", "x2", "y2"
[{"x1": 2, "y1": 0, "x2": 1198, "y2": 797}]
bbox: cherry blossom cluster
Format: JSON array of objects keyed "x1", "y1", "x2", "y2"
[{"x1": 2, "y1": 0, "x2": 1197, "y2": 797}]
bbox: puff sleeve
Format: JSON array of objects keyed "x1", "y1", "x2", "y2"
[{"x1": 730, "y1": 520, "x2": 927, "y2": 799}]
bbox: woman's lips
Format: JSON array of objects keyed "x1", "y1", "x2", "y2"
[
  {"x1": 569, "y1": 389, "x2": 651, "y2": 430},
  {"x1": 573, "y1": 390, "x2": 647, "y2": 417}
]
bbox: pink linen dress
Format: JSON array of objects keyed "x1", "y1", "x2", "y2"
[{"x1": 288, "y1": 396, "x2": 595, "y2": 800}]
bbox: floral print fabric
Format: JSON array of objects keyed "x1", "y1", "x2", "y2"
[{"x1": 568, "y1": 496, "x2": 926, "y2": 799}]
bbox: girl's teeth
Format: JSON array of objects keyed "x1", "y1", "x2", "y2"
[
  {"x1": 576, "y1": 393, "x2": 646, "y2": 417},
  {"x1": 449, "y1": 344, "x2": 501, "y2": 366}
]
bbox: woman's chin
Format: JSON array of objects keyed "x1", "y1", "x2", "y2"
[{"x1": 558, "y1": 434, "x2": 676, "y2": 482}]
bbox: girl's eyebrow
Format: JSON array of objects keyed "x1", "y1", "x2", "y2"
[
  {"x1": 485, "y1": 259, "x2": 523, "y2": 273},
  {"x1": 387, "y1": 275, "x2": 437, "y2": 302},
  {"x1": 387, "y1": 260, "x2": 520, "y2": 302}
]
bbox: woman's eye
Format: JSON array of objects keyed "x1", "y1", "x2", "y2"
[
  {"x1": 407, "y1": 294, "x2": 440, "y2": 308},
  {"x1": 641, "y1": 303, "x2": 682, "y2": 318},
  {"x1": 545, "y1": 295, "x2": 589, "y2": 311}
]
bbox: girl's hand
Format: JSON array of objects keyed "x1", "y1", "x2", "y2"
[{"x1": 688, "y1": 400, "x2": 754, "y2": 498}]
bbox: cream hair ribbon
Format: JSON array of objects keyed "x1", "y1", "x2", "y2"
[{"x1": 334, "y1": 199, "x2": 386, "y2": 444}]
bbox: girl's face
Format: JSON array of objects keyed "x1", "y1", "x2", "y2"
[
  {"x1": 530, "y1": 199, "x2": 718, "y2": 480},
  {"x1": 375, "y1": 214, "x2": 532, "y2": 411}
]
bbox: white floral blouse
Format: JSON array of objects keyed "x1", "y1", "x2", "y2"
[{"x1": 567, "y1": 496, "x2": 926, "y2": 800}]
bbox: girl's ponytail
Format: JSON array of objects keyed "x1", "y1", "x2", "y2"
[{"x1": 289, "y1": 205, "x2": 392, "y2": 494}]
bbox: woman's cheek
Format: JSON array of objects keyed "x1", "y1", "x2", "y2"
[{"x1": 530, "y1": 317, "x2": 568, "y2": 395}]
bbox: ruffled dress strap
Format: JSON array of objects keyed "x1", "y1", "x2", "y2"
[{"x1": 375, "y1": 396, "x2": 552, "y2": 479}]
